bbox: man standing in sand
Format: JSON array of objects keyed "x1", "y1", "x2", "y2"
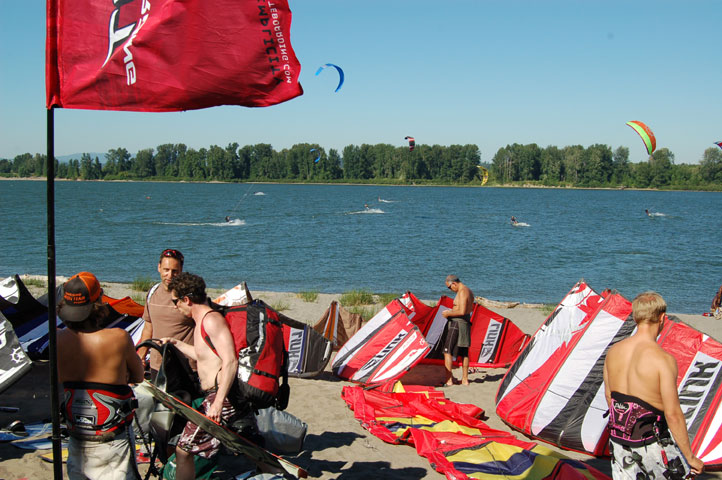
[
  {"x1": 136, "y1": 248, "x2": 194, "y2": 376},
  {"x1": 442, "y1": 275, "x2": 474, "y2": 386},
  {"x1": 162, "y1": 273, "x2": 238, "y2": 480},
  {"x1": 604, "y1": 292, "x2": 704, "y2": 479},
  {"x1": 57, "y1": 272, "x2": 144, "y2": 480}
]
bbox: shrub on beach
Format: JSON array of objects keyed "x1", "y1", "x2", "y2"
[
  {"x1": 297, "y1": 290, "x2": 319, "y2": 303},
  {"x1": 340, "y1": 289, "x2": 374, "y2": 306},
  {"x1": 271, "y1": 299, "x2": 290, "y2": 312},
  {"x1": 375, "y1": 292, "x2": 400, "y2": 305},
  {"x1": 131, "y1": 276, "x2": 154, "y2": 292}
]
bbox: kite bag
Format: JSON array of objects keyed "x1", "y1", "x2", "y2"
[{"x1": 203, "y1": 300, "x2": 289, "y2": 411}]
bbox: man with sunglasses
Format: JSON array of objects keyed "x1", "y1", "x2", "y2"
[
  {"x1": 441, "y1": 275, "x2": 474, "y2": 386},
  {"x1": 163, "y1": 273, "x2": 239, "y2": 480},
  {"x1": 136, "y1": 249, "x2": 195, "y2": 377}
]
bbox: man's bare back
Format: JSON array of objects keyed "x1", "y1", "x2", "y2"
[{"x1": 58, "y1": 328, "x2": 143, "y2": 385}]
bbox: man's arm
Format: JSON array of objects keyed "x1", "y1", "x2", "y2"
[
  {"x1": 125, "y1": 333, "x2": 145, "y2": 384},
  {"x1": 136, "y1": 317, "x2": 153, "y2": 361},
  {"x1": 161, "y1": 337, "x2": 197, "y2": 360},
  {"x1": 202, "y1": 312, "x2": 238, "y2": 422},
  {"x1": 659, "y1": 352, "x2": 704, "y2": 474}
]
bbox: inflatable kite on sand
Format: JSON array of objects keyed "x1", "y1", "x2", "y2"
[{"x1": 496, "y1": 280, "x2": 722, "y2": 467}]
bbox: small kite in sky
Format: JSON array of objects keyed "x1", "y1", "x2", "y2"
[
  {"x1": 626, "y1": 120, "x2": 656, "y2": 155},
  {"x1": 714, "y1": 141, "x2": 722, "y2": 150},
  {"x1": 310, "y1": 148, "x2": 321, "y2": 163},
  {"x1": 315, "y1": 63, "x2": 344, "y2": 92},
  {"x1": 405, "y1": 136, "x2": 415, "y2": 152}
]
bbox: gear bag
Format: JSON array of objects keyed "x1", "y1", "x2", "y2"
[{"x1": 202, "y1": 300, "x2": 289, "y2": 411}]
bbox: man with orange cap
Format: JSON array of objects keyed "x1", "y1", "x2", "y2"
[{"x1": 57, "y1": 272, "x2": 144, "y2": 480}]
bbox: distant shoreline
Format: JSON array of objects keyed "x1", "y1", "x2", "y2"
[{"x1": 0, "y1": 176, "x2": 713, "y2": 193}]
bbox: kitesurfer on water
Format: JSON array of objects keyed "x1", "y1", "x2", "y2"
[
  {"x1": 225, "y1": 216, "x2": 230, "y2": 222},
  {"x1": 645, "y1": 209, "x2": 652, "y2": 217},
  {"x1": 57, "y1": 272, "x2": 144, "y2": 480},
  {"x1": 511, "y1": 216, "x2": 518, "y2": 225},
  {"x1": 442, "y1": 275, "x2": 474, "y2": 386},
  {"x1": 604, "y1": 292, "x2": 704, "y2": 479}
]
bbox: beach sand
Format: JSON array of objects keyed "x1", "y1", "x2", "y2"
[{"x1": 1, "y1": 279, "x2": 721, "y2": 479}]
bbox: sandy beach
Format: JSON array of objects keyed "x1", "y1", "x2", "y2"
[{"x1": 1, "y1": 278, "x2": 721, "y2": 479}]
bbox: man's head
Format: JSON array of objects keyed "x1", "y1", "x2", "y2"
[
  {"x1": 168, "y1": 272, "x2": 207, "y2": 315},
  {"x1": 632, "y1": 291, "x2": 667, "y2": 326},
  {"x1": 158, "y1": 249, "x2": 184, "y2": 290},
  {"x1": 58, "y1": 271, "x2": 106, "y2": 327},
  {"x1": 445, "y1": 275, "x2": 461, "y2": 292}
]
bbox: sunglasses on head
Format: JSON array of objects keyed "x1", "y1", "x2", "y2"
[{"x1": 162, "y1": 249, "x2": 184, "y2": 262}]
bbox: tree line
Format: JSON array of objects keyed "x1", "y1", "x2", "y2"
[{"x1": 2, "y1": 142, "x2": 721, "y2": 189}]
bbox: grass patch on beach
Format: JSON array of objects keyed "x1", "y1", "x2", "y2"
[
  {"x1": 347, "y1": 305, "x2": 379, "y2": 321},
  {"x1": 131, "y1": 276, "x2": 155, "y2": 292},
  {"x1": 270, "y1": 299, "x2": 290, "y2": 312},
  {"x1": 375, "y1": 292, "x2": 400, "y2": 305},
  {"x1": 297, "y1": 290, "x2": 319, "y2": 303},
  {"x1": 131, "y1": 293, "x2": 147, "y2": 306},
  {"x1": 23, "y1": 278, "x2": 46, "y2": 288},
  {"x1": 540, "y1": 303, "x2": 556, "y2": 316},
  {"x1": 340, "y1": 289, "x2": 374, "y2": 306}
]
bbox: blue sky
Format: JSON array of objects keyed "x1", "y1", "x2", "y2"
[{"x1": 1, "y1": 1, "x2": 721, "y2": 164}]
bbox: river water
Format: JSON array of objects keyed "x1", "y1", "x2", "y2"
[{"x1": 1, "y1": 180, "x2": 720, "y2": 313}]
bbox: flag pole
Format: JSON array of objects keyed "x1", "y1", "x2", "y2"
[{"x1": 46, "y1": 106, "x2": 63, "y2": 480}]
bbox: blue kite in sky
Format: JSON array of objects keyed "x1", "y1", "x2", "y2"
[{"x1": 315, "y1": 63, "x2": 344, "y2": 92}]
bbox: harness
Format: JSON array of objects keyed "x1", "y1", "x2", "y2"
[
  {"x1": 62, "y1": 381, "x2": 138, "y2": 442},
  {"x1": 608, "y1": 391, "x2": 670, "y2": 447}
]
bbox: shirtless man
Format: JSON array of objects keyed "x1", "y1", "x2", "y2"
[
  {"x1": 162, "y1": 273, "x2": 238, "y2": 480},
  {"x1": 604, "y1": 292, "x2": 704, "y2": 479},
  {"x1": 57, "y1": 272, "x2": 144, "y2": 480},
  {"x1": 441, "y1": 275, "x2": 474, "y2": 386}
]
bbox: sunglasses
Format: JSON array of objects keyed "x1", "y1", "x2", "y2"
[
  {"x1": 171, "y1": 296, "x2": 185, "y2": 305},
  {"x1": 447, "y1": 283, "x2": 453, "y2": 290},
  {"x1": 162, "y1": 249, "x2": 184, "y2": 262}
]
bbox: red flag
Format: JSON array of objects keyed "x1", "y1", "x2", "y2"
[{"x1": 46, "y1": 0, "x2": 303, "y2": 111}]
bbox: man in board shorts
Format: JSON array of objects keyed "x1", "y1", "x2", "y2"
[
  {"x1": 57, "y1": 272, "x2": 144, "y2": 480},
  {"x1": 442, "y1": 275, "x2": 474, "y2": 386},
  {"x1": 161, "y1": 273, "x2": 239, "y2": 479},
  {"x1": 604, "y1": 292, "x2": 704, "y2": 479}
]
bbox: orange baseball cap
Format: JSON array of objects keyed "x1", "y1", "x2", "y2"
[{"x1": 59, "y1": 272, "x2": 103, "y2": 323}]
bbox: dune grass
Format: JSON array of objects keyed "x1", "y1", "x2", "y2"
[
  {"x1": 347, "y1": 305, "x2": 380, "y2": 321},
  {"x1": 270, "y1": 299, "x2": 290, "y2": 312},
  {"x1": 540, "y1": 303, "x2": 556, "y2": 316},
  {"x1": 340, "y1": 289, "x2": 374, "y2": 306},
  {"x1": 297, "y1": 290, "x2": 319, "y2": 303},
  {"x1": 131, "y1": 276, "x2": 155, "y2": 292},
  {"x1": 374, "y1": 292, "x2": 400, "y2": 305},
  {"x1": 23, "y1": 278, "x2": 46, "y2": 288},
  {"x1": 131, "y1": 293, "x2": 147, "y2": 305}
]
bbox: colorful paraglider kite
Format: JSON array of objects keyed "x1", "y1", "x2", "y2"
[
  {"x1": 310, "y1": 148, "x2": 321, "y2": 163},
  {"x1": 626, "y1": 120, "x2": 656, "y2": 155},
  {"x1": 405, "y1": 136, "x2": 415, "y2": 152},
  {"x1": 315, "y1": 63, "x2": 344, "y2": 92},
  {"x1": 714, "y1": 141, "x2": 722, "y2": 150}
]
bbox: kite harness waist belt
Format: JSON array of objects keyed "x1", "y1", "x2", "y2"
[
  {"x1": 62, "y1": 381, "x2": 138, "y2": 442},
  {"x1": 608, "y1": 391, "x2": 670, "y2": 447}
]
